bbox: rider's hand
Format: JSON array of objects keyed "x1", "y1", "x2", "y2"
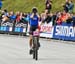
[{"x1": 30, "y1": 13, "x2": 34, "y2": 18}]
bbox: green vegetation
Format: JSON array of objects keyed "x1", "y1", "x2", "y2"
[{"x1": 2, "y1": 0, "x2": 75, "y2": 13}]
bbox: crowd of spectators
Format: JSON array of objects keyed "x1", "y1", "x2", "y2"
[
  {"x1": 0, "y1": 0, "x2": 2, "y2": 10},
  {"x1": 63, "y1": 0, "x2": 74, "y2": 13},
  {"x1": 41, "y1": 0, "x2": 75, "y2": 26},
  {"x1": 0, "y1": 0, "x2": 74, "y2": 26},
  {"x1": 41, "y1": 10, "x2": 75, "y2": 26},
  {"x1": 0, "y1": 9, "x2": 29, "y2": 25}
]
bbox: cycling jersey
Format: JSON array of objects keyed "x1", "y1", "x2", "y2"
[{"x1": 30, "y1": 15, "x2": 39, "y2": 26}]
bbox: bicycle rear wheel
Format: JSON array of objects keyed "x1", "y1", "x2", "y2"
[{"x1": 33, "y1": 37, "x2": 38, "y2": 60}]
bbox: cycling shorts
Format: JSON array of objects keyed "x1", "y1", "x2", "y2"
[{"x1": 29, "y1": 26, "x2": 38, "y2": 35}]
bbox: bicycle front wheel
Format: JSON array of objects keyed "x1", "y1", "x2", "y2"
[
  {"x1": 33, "y1": 49, "x2": 38, "y2": 60},
  {"x1": 35, "y1": 49, "x2": 38, "y2": 60}
]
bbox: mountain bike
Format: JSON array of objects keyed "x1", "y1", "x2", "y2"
[{"x1": 32, "y1": 30, "x2": 39, "y2": 60}]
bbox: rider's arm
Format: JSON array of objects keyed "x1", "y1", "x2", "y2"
[
  {"x1": 36, "y1": 13, "x2": 40, "y2": 19},
  {"x1": 30, "y1": 13, "x2": 34, "y2": 19}
]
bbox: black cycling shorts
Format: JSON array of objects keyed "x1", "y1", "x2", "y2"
[{"x1": 29, "y1": 25, "x2": 38, "y2": 35}]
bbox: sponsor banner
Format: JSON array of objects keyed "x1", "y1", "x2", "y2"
[
  {"x1": 0, "y1": 26, "x2": 12, "y2": 31},
  {"x1": 53, "y1": 25, "x2": 75, "y2": 41},
  {"x1": 40, "y1": 22, "x2": 54, "y2": 38},
  {"x1": 14, "y1": 27, "x2": 26, "y2": 33},
  {"x1": 0, "y1": 22, "x2": 13, "y2": 32},
  {"x1": 14, "y1": 23, "x2": 27, "y2": 33},
  {"x1": 1, "y1": 22, "x2": 13, "y2": 27},
  {"x1": 26, "y1": 22, "x2": 54, "y2": 38}
]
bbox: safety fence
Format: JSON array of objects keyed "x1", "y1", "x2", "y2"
[
  {"x1": 0, "y1": 20, "x2": 75, "y2": 41},
  {"x1": 53, "y1": 23, "x2": 75, "y2": 41},
  {"x1": 0, "y1": 20, "x2": 28, "y2": 35}
]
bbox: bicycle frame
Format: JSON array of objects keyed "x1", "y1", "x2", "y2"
[{"x1": 32, "y1": 31, "x2": 39, "y2": 60}]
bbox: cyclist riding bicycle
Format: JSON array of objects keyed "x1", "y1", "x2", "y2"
[{"x1": 29, "y1": 7, "x2": 40, "y2": 54}]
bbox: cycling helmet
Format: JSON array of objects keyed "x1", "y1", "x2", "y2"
[{"x1": 32, "y1": 7, "x2": 38, "y2": 13}]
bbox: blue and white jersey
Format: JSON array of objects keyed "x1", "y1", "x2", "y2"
[{"x1": 30, "y1": 15, "x2": 39, "y2": 26}]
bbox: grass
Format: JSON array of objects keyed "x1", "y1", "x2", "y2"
[{"x1": 2, "y1": 0, "x2": 75, "y2": 13}]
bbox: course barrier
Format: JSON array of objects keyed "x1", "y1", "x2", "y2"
[
  {"x1": 53, "y1": 22, "x2": 75, "y2": 41},
  {"x1": 0, "y1": 20, "x2": 75, "y2": 41},
  {"x1": 0, "y1": 20, "x2": 28, "y2": 35},
  {"x1": 40, "y1": 22, "x2": 54, "y2": 38},
  {"x1": 26, "y1": 22, "x2": 54, "y2": 38}
]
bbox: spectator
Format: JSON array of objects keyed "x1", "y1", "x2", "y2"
[
  {"x1": 20, "y1": 13, "x2": 28, "y2": 24},
  {"x1": 16, "y1": 11, "x2": 21, "y2": 23},
  {"x1": 0, "y1": 0, "x2": 2, "y2": 10},
  {"x1": 72, "y1": 13, "x2": 75, "y2": 27},
  {"x1": 60, "y1": 11, "x2": 69, "y2": 22},
  {"x1": 68, "y1": 0, "x2": 74, "y2": 13},
  {"x1": 66, "y1": 13, "x2": 72, "y2": 24},
  {"x1": 63, "y1": 0, "x2": 70, "y2": 13},
  {"x1": 1, "y1": 15, "x2": 9, "y2": 24},
  {"x1": 9, "y1": 11, "x2": 16, "y2": 22},
  {"x1": 45, "y1": 0, "x2": 52, "y2": 13},
  {"x1": 0, "y1": 9, "x2": 8, "y2": 17},
  {"x1": 41, "y1": 11, "x2": 46, "y2": 22},
  {"x1": 56, "y1": 12, "x2": 62, "y2": 25},
  {"x1": 26, "y1": 12, "x2": 30, "y2": 22},
  {"x1": 42, "y1": 12, "x2": 53, "y2": 24},
  {"x1": 52, "y1": 12, "x2": 57, "y2": 25}
]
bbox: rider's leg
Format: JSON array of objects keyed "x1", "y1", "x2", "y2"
[
  {"x1": 29, "y1": 35, "x2": 33, "y2": 48},
  {"x1": 29, "y1": 26, "x2": 33, "y2": 49},
  {"x1": 29, "y1": 34, "x2": 33, "y2": 54},
  {"x1": 29, "y1": 26, "x2": 34, "y2": 54},
  {"x1": 37, "y1": 36, "x2": 40, "y2": 47},
  {"x1": 36, "y1": 29, "x2": 40, "y2": 47}
]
